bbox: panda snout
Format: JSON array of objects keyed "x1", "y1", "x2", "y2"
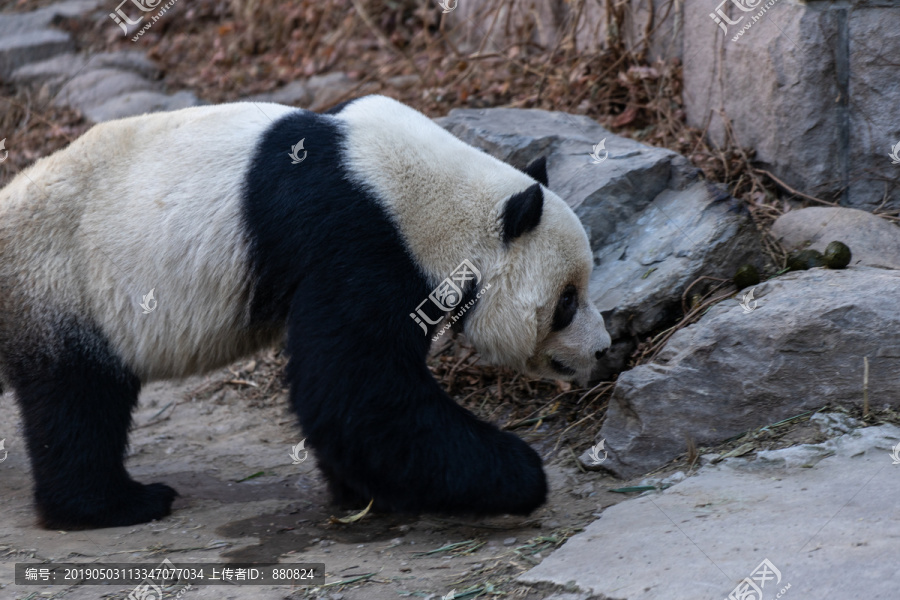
[{"x1": 593, "y1": 337, "x2": 612, "y2": 361}]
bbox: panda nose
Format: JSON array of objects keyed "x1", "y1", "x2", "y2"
[{"x1": 594, "y1": 349, "x2": 606, "y2": 360}]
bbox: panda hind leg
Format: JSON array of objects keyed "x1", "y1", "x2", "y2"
[
  {"x1": 316, "y1": 461, "x2": 372, "y2": 509},
  {"x1": 10, "y1": 320, "x2": 177, "y2": 530}
]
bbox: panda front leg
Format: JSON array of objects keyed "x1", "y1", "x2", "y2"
[
  {"x1": 285, "y1": 306, "x2": 548, "y2": 517},
  {"x1": 9, "y1": 320, "x2": 177, "y2": 529}
]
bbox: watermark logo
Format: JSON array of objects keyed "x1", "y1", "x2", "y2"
[
  {"x1": 0, "y1": 138, "x2": 7, "y2": 163},
  {"x1": 442, "y1": 591, "x2": 457, "y2": 600},
  {"x1": 109, "y1": 0, "x2": 161, "y2": 33},
  {"x1": 726, "y1": 558, "x2": 789, "y2": 600},
  {"x1": 289, "y1": 139, "x2": 307, "y2": 164},
  {"x1": 589, "y1": 139, "x2": 608, "y2": 163},
  {"x1": 290, "y1": 439, "x2": 308, "y2": 464},
  {"x1": 0, "y1": 439, "x2": 7, "y2": 463},
  {"x1": 140, "y1": 288, "x2": 157, "y2": 314},
  {"x1": 437, "y1": 0, "x2": 457, "y2": 13},
  {"x1": 587, "y1": 439, "x2": 608, "y2": 465},
  {"x1": 710, "y1": 0, "x2": 759, "y2": 33},
  {"x1": 739, "y1": 287, "x2": 758, "y2": 313},
  {"x1": 112, "y1": 0, "x2": 182, "y2": 42},
  {"x1": 411, "y1": 259, "x2": 482, "y2": 335},
  {"x1": 890, "y1": 442, "x2": 900, "y2": 465},
  {"x1": 889, "y1": 141, "x2": 900, "y2": 165},
  {"x1": 127, "y1": 558, "x2": 191, "y2": 600},
  {"x1": 712, "y1": 0, "x2": 781, "y2": 41}
]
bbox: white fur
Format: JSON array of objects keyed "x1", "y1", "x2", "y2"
[{"x1": 0, "y1": 102, "x2": 295, "y2": 381}]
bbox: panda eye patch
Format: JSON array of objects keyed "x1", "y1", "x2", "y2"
[{"x1": 552, "y1": 284, "x2": 578, "y2": 331}]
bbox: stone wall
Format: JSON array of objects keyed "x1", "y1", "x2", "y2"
[{"x1": 449, "y1": 0, "x2": 900, "y2": 210}]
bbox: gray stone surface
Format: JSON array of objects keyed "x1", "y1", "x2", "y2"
[
  {"x1": 451, "y1": 0, "x2": 559, "y2": 56},
  {"x1": 54, "y1": 67, "x2": 157, "y2": 110},
  {"x1": 0, "y1": 0, "x2": 106, "y2": 79},
  {"x1": 588, "y1": 180, "x2": 761, "y2": 377},
  {"x1": 683, "y1": 1, "x2": 842, "y2": 202},
  {"x1": 438, "y1": 107, "x2": 696, "y2": 250},
  {"x1": 523, "y1": 424, "x2": 900, "y2": 599},
  {"x1": 1, "y1": 1, "x2": 197, "y2": 124},
  {"x1": 244, "y1": 72, "x2": 364, "y2": 111},
  {"x1": 848, "y1": 6, "x2": 900, "y2": 209},
  {"x1": 449, "y1": 0, "x2": 675, "y2": 65},
  {"x1": 682, "y1": 0, "x2": 899, "y2": 209},
  {"x1": 616, "y1": 0, "x2": 683, "y2": 62},
  {"x1": 0, "y1": 0, "x2": 103, "y2": 37},
  {"x1": 7, "y1": 44, "x2": 202, "y2": 122},
  {"x1": 598, "y1": 266, "x2": 900, "y2": 478},
  {"x1": 305, "y1": 72, "x2": 366, "y2": 112},
  {"x1": 246, "y1": 79, "x2": 313, "y2": 106},
  {"x1": 809, "y1": 411, "x2": 860, "y2": 436},
  {"x1": 1, "y1": 9, "x2": 195, "y2": 125},
  {"x1": 85, "y1": 89, "x2": 203, "y2": 122},
  {"x1": 11, "y1": 51, "x2": 160, "y2": 94},
  {"x1": 0, "y1": 29, "x2": 72, "y2": 79},
  {"x1": 771, "y1": 207, "x2": 900, "y2": 270}
]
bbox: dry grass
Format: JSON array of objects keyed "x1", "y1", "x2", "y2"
[
  {"x1": 427, "y1": 335, "x2": 614, "y2": 452},
  {"x1": 0, "y1": 0, "x2": 59, "y2": 11},
  {"x1": 0, "y1": 88, "x2": 90, "y2": 187}
]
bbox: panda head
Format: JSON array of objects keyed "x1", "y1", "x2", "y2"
[{"x1": 464, "y1": 157, "x2": 612, "y2": 384}]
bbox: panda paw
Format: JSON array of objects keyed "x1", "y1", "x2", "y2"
[
  {"x1": 38, "y1": 481, "x2": 178, "y2": 530},
  {"x1": 325, "y1": 477, "x2": 371, "y2": 509}
]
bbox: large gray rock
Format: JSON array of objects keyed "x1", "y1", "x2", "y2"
[
  {"x1": 848, "y1": 5, "x2": 900, "y2": 209},
  {"x1": 0, "y1": 0, "x2": 103, "y2": 37},
  {"x1": 598, "y1": 266, "x2": 900, "y2": 478},
  {"x1": 0, "y1": 29, "x2": 72, "y2": 80},
  {"x1": 438, "y1": 107, "x2": 697, "y2": 250},
  {"x1": 245, "y1": 79, "x2": 313, "y2": 106},
  {"x1": 683, "y1": 1, "x2": 841, "y2": 202},
  {"x1": 523, "y1": 424, "x2": 900, "y2": 599},
  {"x1": 243, "y1": 72, "x2": 367, "y2": 111},
  {"x1": 772, "y1": 207, "x2": 900, "y2": 270},
  {"x1": 85, "y1": 90, "x2": 204, "y2": 122},
  {"x1": 682, "y1": 0, "x2": 900, "y2": 210},
  {"x1": 54, "y1": 68, "x2": 157, "y2": 111},
  {"x1": 0, "y1": 5, "x2": 203, "y2": 124},
  {"x1": 449, "y1": 0, "x2": 674, "y2": 64},
  {"x1": 0, "y1": 0, "x2": 106, "y2": 79},
  {"x1": 589, "y1": 180, "x2": 761, "y2": 376},
  {"x1": 39, "y1": 59, "x2": 202, "y2": 122},
  {"x1": 11, "y1": 51, "x2": 160, "y2": 95}
]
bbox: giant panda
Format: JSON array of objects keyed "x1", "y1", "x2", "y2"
[{"x1": 0, "y1": 95, "x2": 611, "y2": 530}]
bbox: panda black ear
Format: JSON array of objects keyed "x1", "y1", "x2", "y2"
[
  {"x1": 522, "y1": 156, "x2": 548, "y2": 187},
  {"x1": 502, "y1": 183, "x2": 544, "y2": 243}
]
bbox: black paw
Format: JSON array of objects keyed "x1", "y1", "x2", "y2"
[
  {"x1": 38, "y1": 481, "x2": 178, "y2": 530},
  {"x1": 324, "y1": 474, "x2": 372, "y2": 509}
]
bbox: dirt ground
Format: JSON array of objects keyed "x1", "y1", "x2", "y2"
[
  {"x1": 0, "y1": 349, "x2": 637, "y2": 600},
  {"x1": 2, "y1": 341, "x2": 880, "y2": 600}
]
